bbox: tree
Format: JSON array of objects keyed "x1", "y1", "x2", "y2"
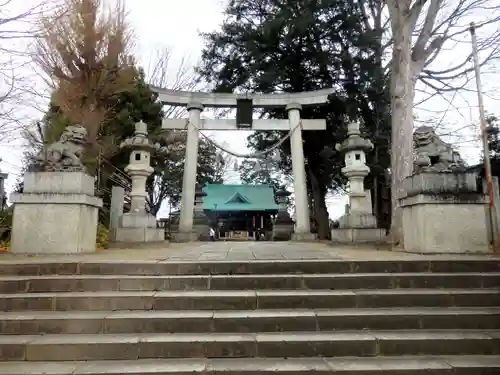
[
  {"x1": 32, "y1": 0, "x2": 136, "y2": 171},
  {"x1": 153, "y1": 135, "x2": 227, "y2": 212},
  {"x1": 486, "y1": 114, "x2": 500, "y2": 176},
  {"x1": 144, "y1": 47, "x2": 225, "y2": 214},
  {"x1": 0, "y1": 0, "x2": 55, "y2": 142},
  {"x1": 23, "y1": 0, "x2": 223, "y2": 220},
  {"x1": 384, "y1": 0, "x2": 500, "y2": 245},
  {"x1": 197, "y1": 0, "x2": 385, "y2": 239},
  {"x1": 238, "y1": 159, "x2": 286, "y2": 192},
  {"x1": 211, "y1": 150, "x2": 234, "y2": 184},
  {"x1": 21, "y1": 66, "x2": 224, "y2": 218}
]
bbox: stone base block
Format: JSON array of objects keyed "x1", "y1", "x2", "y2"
[
  {"x1": 338, "y1": 213, "x2": 377, "y2": 228},
  {"x1": 22, "y1": 171, "x2": 96, "y2": 195},
  {"x1": 331, "y1": 228, "x2": 386, "y2": 244},
  {"x1": 172, "y1": 231, "x2": 199, "y2": 242},
  {"x1": 402, "y1": 172, "x2": 478, "y2": 197},
  {"x1": 120, "y1": 213, "x2": 157, "y2": 228},
  {"x1": 114, "y1": 227, "x2": 164, "y2": 243},
  {"x1": 10, "y1": 172, "x2": 102, "y2": 254},
  {"x1": 400, "y1": 193, "x2": 489, "y2": 254},
  {"x1": 107, "y1": 240, "x2": 168, "y2": 249},
  {"x1": 291, "y1": 232, "x2": 318, "y2": 242},
  {"x1": 193, "y1": 224, "x2": 210, "y2": 241},
  {"x1": 272, "y1": 223, "x2": 294, "y2": 241}
]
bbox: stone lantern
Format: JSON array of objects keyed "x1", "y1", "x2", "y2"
[
  {"x1": 331, "y1": 122, "x2": 385, "y2": 243},
  {"x1": 272, "y1": 189, "x2": 294, "y2": 241},
  {"x1": 192, "y1": 183, "x2": 210, "y2": 240},
  {"x1": 114, "y1": 120, "x2": 164, "y2": 243},
  {"x1": 336, "y1": 122, "x2": 374, "y2": 217},
  {"x1": 121, "y1": 121, "x2": 155, "y2": 214}
]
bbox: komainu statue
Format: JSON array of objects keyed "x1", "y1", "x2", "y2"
[
  {"x1": 33, "y1": 124, "x2": 88, "y2": 172},
  {"x1": 413, "y1": 126, "x2": 466, "y2": 173}
]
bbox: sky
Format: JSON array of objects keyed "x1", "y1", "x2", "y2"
[{"x1": 0, "y1": 0, "x2": 499, "y2": 219}]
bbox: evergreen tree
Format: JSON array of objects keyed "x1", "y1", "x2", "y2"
[
  {"x1": 197, "y1": 0, "x2": 389, "y2": 238},
  {"x1": 238, "y1": 159, "x2": 283, "y2": 192}
]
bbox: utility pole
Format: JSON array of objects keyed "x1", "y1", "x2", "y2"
[{"x1": 469, "y1": 22, "x2": 499, "y2": 251}]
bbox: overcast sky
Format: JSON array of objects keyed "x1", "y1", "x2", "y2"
[{"x1": 1, "y1": 0, "x2": 499, "y2": 219}]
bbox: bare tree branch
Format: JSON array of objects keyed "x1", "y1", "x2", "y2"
[
  {"x1": 0, "y1": 0, "x2": 58, "y2": 143},
  {"x1": 143, "y1": 47, "x2": 203, "y2": 214},
  {"x1": 146, "y1": 47, "x2": 199, "y2": 119},
  {"x1": 32, "y1": 0, "x2": 136, "y2": 157}
]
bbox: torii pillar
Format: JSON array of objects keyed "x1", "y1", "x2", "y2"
[
  {"x1": 287, "y1": 104, "x2": 315, "y2": 241},
  {"x1": 176, "y1": 103, "x2": 203, "y2": 242}
]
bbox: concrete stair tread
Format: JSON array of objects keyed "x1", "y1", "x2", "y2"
[
  {"x1": 2, "y1": 271, "x2": 499, "y2": 280},
  {"x1": 3, "y1": 272, "x2": 499, "y2": 292},
  {"x1": 2, "y1": 259, "x2": 499, "y2": 369},
  {"x1": 2, "y1": 329, "x2": 500, "y2": 344},
  {"x1": 0, "y1": 356, "x2": 499, "y2": 374},
  {"x1": 3, "y1": 288, "x2": 498, "y2": 312},
  {"x1": 2, "y1": 306, "x2": 500, "y2": 320},
  {"x1": 2, "y1": 287, "x2": 499, "y2": 298},
  {"x1": 1, "y1": 259, "x2": 499, "y2": 277}
]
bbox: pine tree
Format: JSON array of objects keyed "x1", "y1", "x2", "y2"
[{"x1": 197, "y1": 0, "x2": 389, "y2": 238}]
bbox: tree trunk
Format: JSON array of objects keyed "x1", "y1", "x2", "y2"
[
  {"x1": 389, "y1": 32, "x2": 416, "y2": 247},
  {"x1": 315, "y1": 196, "x2": 330, "y2": 240},
  {"x1": 309, "y1": 169, "x2": 330, "y2": 240}
]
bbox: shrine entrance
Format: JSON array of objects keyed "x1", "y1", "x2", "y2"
[{"x1": 151, "y1": 86, "x2": 333, "y2": 242}]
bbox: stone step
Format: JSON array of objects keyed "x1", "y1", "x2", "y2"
[
  {"x1": 2, "y1": 272, "x2": 499, "y2": 293},
  {"x1": 2, "y1": 330, "x2": 500, "y2": 361},
  {"x1": 2, "y1": 307, "x2": 500, "y2": 334},
  {"x1": 2, "y1": 288, "x2": 499, "y2": 311},
  {"x1": 0, "y1": 356, "x2": 499, "y2": 375},
  {"x1": 1, "y1": 259, "x2": 499, "y2": 276}
]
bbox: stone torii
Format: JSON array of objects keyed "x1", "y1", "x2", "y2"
[{"x1": 151, "y1": 87, "x2": 334, "y2": 242}]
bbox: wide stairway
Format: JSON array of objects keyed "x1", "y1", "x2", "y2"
[{"x1": 0, "y1": 258, "x2": 499, "y2": 374}]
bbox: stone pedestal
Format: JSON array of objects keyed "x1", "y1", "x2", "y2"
[
  {"x1": 174, "y1": 218, "x2": 209, "y2": 242},
  {"x1": 173, "y1": 231, "x2": 199, "y2": 242},
  {"x1": 291, "y1": 232, "x2": 318, "y2": 242},
  {"x1": 115, "y1": 212, "x2": 164, "y2": 243},
  {"x1": 10, "y1": 172, "x2": 102, "y2": 254},
  {"x1": 332, "y1": 190, "x2": 386, "y2": 244},
  {"x1": 192, "y1": 213, "x2": 210, "y2": 241},
  {"x1": 331, "y1": 228, "x2": 386, "y2": 243},
  {"x1": 273, "y1": 222, "x2": 294, "y2": 241},
  {"x1": 400, "y1": 172, "x2": 489, "y2": 254}
]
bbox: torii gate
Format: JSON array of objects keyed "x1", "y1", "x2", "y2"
[{"x1": 151, "y1": 87, "x2": 334, "y2": 241}]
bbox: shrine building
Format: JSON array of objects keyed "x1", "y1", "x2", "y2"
[{"x1": 201, "y1": 184, "x2": 279, "y2": 240}]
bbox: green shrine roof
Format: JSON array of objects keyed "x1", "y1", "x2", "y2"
[{"x1": 202, "y1": 184, "x2": 279, "y2": 212}]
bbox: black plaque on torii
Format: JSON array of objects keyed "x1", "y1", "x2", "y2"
[{"x1": 236, "y1": 98, "x2": 253, "y2": 129}]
